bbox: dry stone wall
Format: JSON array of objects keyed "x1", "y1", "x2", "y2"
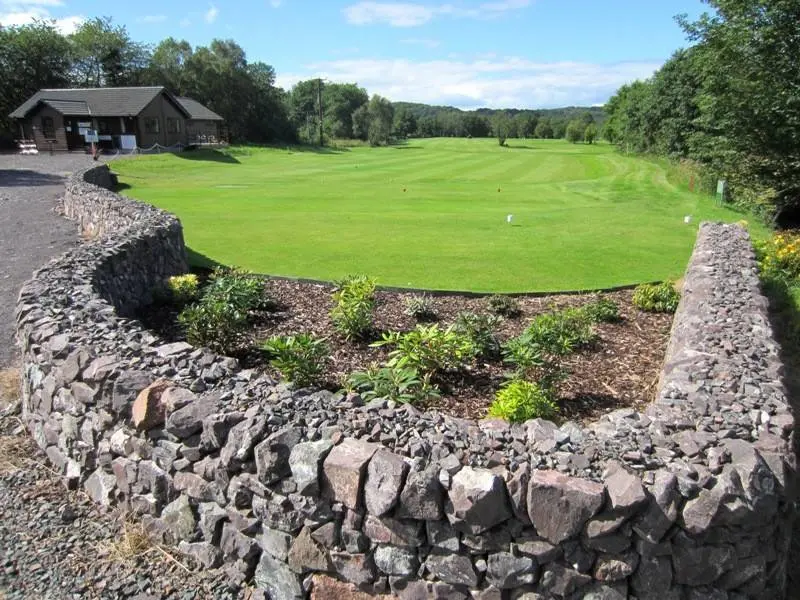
[{"x1": 14, "y1": 165, "x2": 797, "y2": 599}]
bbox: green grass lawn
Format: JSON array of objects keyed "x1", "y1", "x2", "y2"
[{"x1": 112, "y1": 138, "x2": 764, "y2": 292}]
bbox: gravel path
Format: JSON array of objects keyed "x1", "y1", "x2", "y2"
[
  {"x1": 0, "y1": 154, "x2": 243, "y2": 600},
  {"x1": 0, "y1": 153, "x2": 89, "y2": 367}
]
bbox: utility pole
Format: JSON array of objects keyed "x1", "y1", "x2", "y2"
[{"x1": 317, "y1": 78, "x2": 324, "y2": 147}]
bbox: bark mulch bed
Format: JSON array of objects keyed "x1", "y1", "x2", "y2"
[{"x1": 140, "y1": 278, "x2": 674, "y2": 425}]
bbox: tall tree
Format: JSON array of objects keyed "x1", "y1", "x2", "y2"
[
  {"x1": 366, "y1": 94, "x2": 394, "y2": 146},
  {"x1": 147, "y1": 37, "x2": 193, "y2": 94},
  {"x1": 0, "y1": 21, "x2": 72, "y2": 144},
  {"x1": 69, "y1": 17, "x2": 150, "y2": 87}
]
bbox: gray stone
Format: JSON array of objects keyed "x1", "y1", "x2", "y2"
[
  {"x1": 603, "y1": 461, "x2": 647, "y2": 514},
  {"x1": 220, "y1": 415, "x2": 267, "y2": 467},
  {"x1": 287, "y1": 526, "x2": 332, "y2": 573},
  {"x1": 584, "y1": 512, "x2": 628, "y2": 539},
  {"x1": 446, "y1": 467, "x2": 512, "y2": 534},
  {"x1": 516, "y1": 538, "x2": 561, "y2": 564},
  {"x1": 724, "y1": 439, "x2": 778, "y2": 518},
  {"x1": 564, "y1": 541, "x2": 596, "y2": 573},
  {"x1": 198, "y1": 502, "x2": 227, "y2": 544},
  {"x1": 289, "y1": 438, "x2": 334, "y2": 495},
  {"x1": 70, "y1": 381, "x2": 96, "y2": 405},
  {"x1": 258, "y1": 526, "x2": 293, "y2": 561},
  {"x1": 112, "y1": 370, "x2": 152, "y2": 415},
  {"x1": 330, "y1": 552, "x2": 376, "y2": 586},
  {"x1": 220, "y1": 522, "x2": 259, "y2": 562},
  {"x1": 633, "y1": 471, "x2": 679, "y2": 543},
  {"x1": 178, "y1": 541, "x2": 223, "y2": 568},
  {"x1": 593, "y1": 552, "x2": 639, "y2": 582},
  {"x1": 504, "y1": 464, "x2": 531, "y2": 525},
  {"x1": 254, "y1": 426, "x2": 302, "y2": 484},
  {"x1": 631, "y1": 555, "x2": 672, "y2": 599},
  {"x1": 527, "y1": 470, "x2": 605, "y2": 543},
  {"x1": 568, "y1": 582, "x2": 628, "y2": 600},
  {"x1": 672, "y1": 537, "x2": 736, "y2": 586},
  {"x1": 486, "y1": 552, "x2": 537, "y2": 588},
  {"x1": 310, "y1": 522, "x2": 339, "y2": 549},
  {"x1": 161, "y1": 495, "x2": 196, "y2": 542},
  {"x1": 84, "y1": 468, "x2": 116, "y2": 506},
  {"x1": 254, "y1": 550, "x2": 304, "y2": 600},
  {"x1": 363, "y1": 514, "x2": 425, "y2": 547},
  {"x1": 539, "y1": 564, "x2": 591, "y2": 597},
  {"x1": 364, "y1": 449, "x2": 409, "y2": 516},
  {"x1": 173, "y1": 471, "x2": 222, "y2": 503},
  {"x1": 200, "y1": 412, "x2": 245, "y2": 450},
  {"x1": 397, "y1": 466, "x2": 444, "y2": 520},
  {"x1": 165, "y1": 395, "x2": 219, "y2": 438},
  {"x1": 425, "y1": 552, "x2": 479, "y2": 587},
  {"x1": 427, "y1": 520, "x2": 460, "y2": 552},
  {"x1": 322, "y1": 438, "x2": 379, "y2": 510},
  {"x1": 582, "y1": 532, "x2": 631, "y2": 554},
  {"x1": 374, "y1": 545, "x2": 419, "y2": 576},
  {"x1": 681, "y1": 468, "x2": 748, "y2": 534}
]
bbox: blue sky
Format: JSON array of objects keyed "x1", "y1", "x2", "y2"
[{"x1": 0, "y1": 0, "x2": 709, "y2": 108}]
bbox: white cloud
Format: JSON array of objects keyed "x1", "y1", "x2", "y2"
[
  {"x1": 137, "y1": 14, "x2": 167, "y2": 24},
  {"x1": 276, "y1": 57, "x2": 660, "y2": 109},
  {"x1": 0, "y1": 1, "x2": 83, "y2": 33},
  {"x1": 344, "y1": 2, "x2": 435, "y2": 27},
  {"x1": 269, "y1": 0, "x2": 282, "y2": 6},
  {"x1": 204, "y1": 4, "x2": 218, "y2": 23},
  {"x1": 400, "y1": 37, "x2": 440, "y2": 48},
  {"x1": 343, "y1": 0, "x2": 530, "y2": 27}
]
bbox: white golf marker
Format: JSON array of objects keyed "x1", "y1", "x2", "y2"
[
  {"x1": 507, "y1": 214, "x2": 513, "y2": 224},
  {"x1": 684, "y1": 215, "x2": 692, "y2": 224}
]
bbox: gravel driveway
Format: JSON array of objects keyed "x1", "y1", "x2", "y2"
[{"x1": 0, "y1": 153, "x2": 91, "y2": 367}]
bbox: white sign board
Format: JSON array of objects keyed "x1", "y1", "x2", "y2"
[{"x1": 84, "y1": 129, "x2": 99, "y2": 143}]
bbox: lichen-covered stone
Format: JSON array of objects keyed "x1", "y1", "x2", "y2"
[
  {"x1": 446, "y1": 467, "x2": 512, "y2": 534},
  {"x1": 397, "y1": 466, "x2": 444, "y2": 520},
  {"x1": 289, "y1": 438, "x2": 334, "y2": 496},
  {"x1": 364, "y1": 449, "x2": 408, "y2": 516}
]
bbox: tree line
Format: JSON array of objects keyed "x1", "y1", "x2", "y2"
[
  {"x1": 602, "y1": 0, "x2": 800, "y2": 223},
  {"x1": 1, "y1": 16, "x2": 606, "y2": 150}
]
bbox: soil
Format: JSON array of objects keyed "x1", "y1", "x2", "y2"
[{"x1": 141, "y1": 278, "x2": 673, "y2": 425}]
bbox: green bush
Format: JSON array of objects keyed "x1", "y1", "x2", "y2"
[
  {"x1": 330, "y1": 275, "x2": 376, "y2": 340},
  {"x1": 581, "y1": 297, "x2": 621, "y2": 323},
  {"x1": 204, "y1": 267, "x2": 269, "y2": 313},
  {"x1": 177, "y1": 268, "x2": 268, "y2": 354},
  {"x1": 487, "y1": 379, "x2": 558, "y2": 423},
  {"x1": 345, "y1": 364, "x2": 439, "y2": 404},
  {"x1": 632, "y1": 281, "x2": 681, "y2": 313},
  {"x1": 502, "y1": 334, "x2": 547, "y2": 377},
  {"x1": 453, "y1": 312, "x2": 503, "y2": 360},
  {"x1": 167, "y1": 274, "x2": 200, "y2": 305},
  {"x1": 523, "y1": 308, "x2": 596, "y2": 355},
  {"x1": 373, "y1": 324, "x2": 476, "y2": 376},
  {"x1": 262, "y1": 333, "x2": 328, "y2": 387},
  {"x1": 404, "y1": 294, "x2": 437, "y2": 321},
  {"x1": 178, "y1": 300, "x2": 248, "y2": 354},
  {"x1": 487, "y1": 294, "x2": 522, "y2": 318}
]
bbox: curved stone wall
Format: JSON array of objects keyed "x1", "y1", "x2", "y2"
[{"x1": 15, "y1": 166, "x2": 797, "y2": 599}]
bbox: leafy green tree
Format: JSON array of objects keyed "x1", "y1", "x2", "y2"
[
  {"x1": 393, "y1": 107, "x2": 417, "y2": 138},
  {"x1": 534, "y1": 120, "x2": 553, "y2": 139},
  {"x1": 146, "y1": 37, "x2": 193, "y2": 94},
  {"x1": 495, "y1": 113, "x2": 510, "y2": 146},
  {"x1": 366, "y1": 94, "x2": 394, "y2": 146},
  {"x1": 584, "y1": 122, "x2": 598, "y2": 144},
  {"x1": 462, "y1": 113, "x2": 491, "y2": 137},
  {"x1": 0, "y1": 21, "x2": 72, "y2": 145},
  {"x1": 323, "y1": 83, "x2": 368, "y2": 139},
  {"x1": 565, "y1": 119, "x2": 584, "y2": 143},
  {"x1": 352, "y1": 104, "x2": 369, "y2": 140},
  {"x1": 69, "y1": 17, "x2": 150, "y2": 87}
]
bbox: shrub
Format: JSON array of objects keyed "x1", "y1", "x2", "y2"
[
  {"x1": 262, "y1": 333, "x2": 328, "y2": 387},
  {"x1": 502, "y1": 334, "x2": 547, "y2": 377},
  {"x1": 524, "y1": 308, "x2": 596, "y2": 355},
  {"x1": 374, "y1": 324, "x2": 476, "y2": 376},
  {"x1": 632, "y1": 281, "x2": 681, "y2": 313},
  {"x1": 581, "y1": 297, "x2": 621, "y2": 323},
  {"x1": 330, "y1": 275, "x2": 376, "y2": 340},
  {"x1": 345, "y1": 364, "x2": 439, "y2": 404},
  {"x1": 178, "y1": 300, "x2": 247, "y2": 354},
  {"x1": 487, "y1": 379, "x2": 558, "y2": 423},
  {"x1": 167, "y1": 274, "x2": 200, "y2": 305},
  {"x1": 404, "y1": 294, "x2": 437, "y2": 321},
  {"x1": 453, "y1": 312, "x2": 503, "y2": 360},
  {"x1": 177, "y1": 268, "x2": 268, "y2": 354},
  {"x1": 755, "y1": 233, "x2": 800, "y2": 284},
  {"x1": 487, "y1": 294, "x2": 522, "y2": 318},
  {"x1": 204, "y1": 267, "x2": 269, "y2": 313}
]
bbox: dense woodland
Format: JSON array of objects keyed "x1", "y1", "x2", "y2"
[
  {"x1": 0, "y1": 17, "x2": 602, "y2": 149},
  {"x1": 603, "y1": 0, "x2": 800, "y2": 223}
]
